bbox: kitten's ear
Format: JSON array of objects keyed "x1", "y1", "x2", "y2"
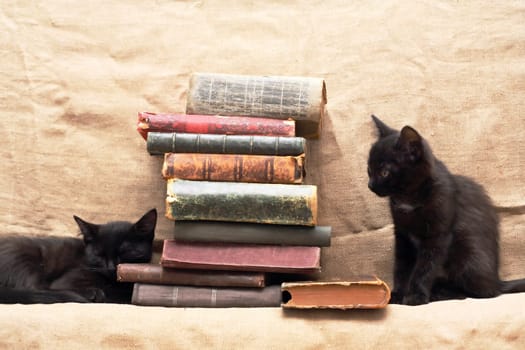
[
  {"x1": 396, "y1": 126, "x2": 423, "y2": 163},
  {"x1": 134, "y1": 209, "x2": 157, "y2": 238},
  {"x1": 73, "y1": 215, "x2": 99, "y2": 243},
  {"x1": 371, "y1": 115, "x2": 396, "y2": 138}
]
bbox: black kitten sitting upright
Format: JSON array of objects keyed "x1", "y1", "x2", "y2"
[
  {"x1": 0, "y1": 209, "x2": 157, "y2": 304},
  {"x1": 367, "y1": 115, "x2": 525, "y2": 305}
]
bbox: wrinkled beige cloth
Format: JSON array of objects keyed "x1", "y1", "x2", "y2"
[
  {"x1": 0, "y1": 1, "x2": 524, "y2": 349},
  {"x1": 0, "y1": 295, "x2": 524, "y2": 349}
]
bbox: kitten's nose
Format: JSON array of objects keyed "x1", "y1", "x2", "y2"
[{"x1": 368, "y1": 179, "x2": 374, "y2": 191}]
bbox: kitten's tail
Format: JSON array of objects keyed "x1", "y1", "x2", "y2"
[
  {"x1": 500, "y1": 278, "x2": 525, "y2": 294},
  {"x1": 0, "y1": 287, "x2": 89, "y2": 304}
]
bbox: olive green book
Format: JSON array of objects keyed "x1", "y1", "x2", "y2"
[{"x1": 166, "y1": 179, "x2": 317, "y2": 226}]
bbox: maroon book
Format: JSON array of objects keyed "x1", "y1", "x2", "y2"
[
  {"x1": 137, "y1": 112, "x2": 296, "y2": 140},
  {"x1": 117, "y1": 263, "x2": 266, "y2": 288},
  {"x1": 160, "y1": 240, "x2": 321, "y2": 274}
]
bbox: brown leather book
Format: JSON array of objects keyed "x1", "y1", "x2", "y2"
[
  {"x1": 162, "y1": 153, "x2": 305, "y2": 184},
  {"x1": 281, "y1": 276, "x2": 391, "y2": 309},
  {"x1": 166, "y1": 179, "x2": 317, "y2": 226},
  {"x1": 186, "y1": 73, "x2": 327, "y2": 139},
  {"x1": 117, "y1": 263, "x2": 266, "y2": 288},
  {"x1": 160, "y1": 240, "x2": 321, "y2": 274},
  {"x1": 131, "y1": 284, "x2": 282, "y2": 308}
]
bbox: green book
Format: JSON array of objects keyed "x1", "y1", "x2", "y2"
[
  {"x1": 166, "y1": 179, "x2": 317, "y2": 226},
  {"x1": 147, "y1": 132, "x2": 306, "y2": 156},
  {"x1": 173, "y1": 221, "x2": 331, "y2": 246}
]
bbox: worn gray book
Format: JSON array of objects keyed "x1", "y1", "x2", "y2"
[
  {"x1": 185, "y1": 72, "x2": 326, "y2": 138},
  {"x1": 132, "y1": 284, "x2": 282, "y2": 307}
]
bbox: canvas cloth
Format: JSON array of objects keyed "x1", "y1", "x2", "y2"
[{"x1": 0, "y1": 1, "x2": 524, "y2": 349}]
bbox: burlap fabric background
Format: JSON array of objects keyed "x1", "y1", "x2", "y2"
[{"x1": 1, "y1": 1, "x2": 524, "y2": 349}]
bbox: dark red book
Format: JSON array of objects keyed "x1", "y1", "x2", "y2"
[
  {"x1": 137, "y1": 112, "x2": 295, "y2": 140},
  {"x1": 117, "y1": 263, "x2": 266, "y2": 287},
  {"x1": 160, "y1": 240, "x2": 321, "y2": 274}
]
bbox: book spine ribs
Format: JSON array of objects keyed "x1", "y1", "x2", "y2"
[
  {"x1": 162, "y1": 153, "x2": 305, "y2": 184},
  {"x1": 147, "y1": 132, "x2": 306, "y2": 156}
]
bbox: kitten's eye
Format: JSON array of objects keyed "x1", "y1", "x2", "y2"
[{"x1": 381, "y1": 169, "x2": 390, "y2": 178}]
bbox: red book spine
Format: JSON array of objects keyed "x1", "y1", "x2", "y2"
[
  {"x1": 160, "y1": 240, "x2": 321, "y2": 274},
  {"x1": 137, "y1": 112, "x2": 296, "y2": 140}
]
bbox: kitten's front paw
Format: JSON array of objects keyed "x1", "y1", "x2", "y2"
[
  {"x1": 82, "y1": 288, "x2": 106, "y2": 302},
  {"x1": 403, "y1": 292, "x2": 429, "y2": 306}
]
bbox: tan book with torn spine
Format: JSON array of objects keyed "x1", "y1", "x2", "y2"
[{"x1": 281, "y1": 276, "x2": 391, "y2": 309}]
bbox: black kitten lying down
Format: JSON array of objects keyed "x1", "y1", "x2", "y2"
[
  {"x1": 367, "y1": 115, "x2": 525, "y2": 305},
  {"x1": 0, "y1": 209, "x2": 156, "y2": 304}
]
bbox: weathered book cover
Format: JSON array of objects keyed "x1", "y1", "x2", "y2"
[
  {"x1": 137, "y1": 111, "x2": 295, "y2": 140},
  {"x1": 162, "y1": 153, "x2": 305, "y2": 184},
  {"x1": 173, "y1": 221, "x2": 331, "y2": 247},
  {"x1": 166, "y1": 179, "x2": 317, "y2": 226},
  {"x1": 185, "y1": 72, "x2": 327, "y2": 138},
  {"x1": 281, "y1": 276, "x2": 391, "y2": 309},
  {"x1": 160, "y1": 240, "x2": 321, "y2": 274},
  {"x1": 116, "y1": 263, "x2": 266, "y2": 288},
  {"x1": 147, "y1": 132, "x2": 306, "y2": 156},
  {"x1": 131, "y1": 284, "x2": 282, "y2": 307}
]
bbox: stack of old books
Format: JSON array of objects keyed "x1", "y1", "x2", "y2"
[
  {"x1": 119, "y1": 73, "x2": 390, "y2": 309},
  {"x1": 117, "y1": 73, "x2": 329, "y2": 307}
]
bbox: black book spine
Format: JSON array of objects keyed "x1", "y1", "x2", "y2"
[
  {"x1": 147, "y1": 132, "x2": 306, "y2": 156},
  {"x1": 173, "y1": 221, "x2": 331, "y2": 246}
]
